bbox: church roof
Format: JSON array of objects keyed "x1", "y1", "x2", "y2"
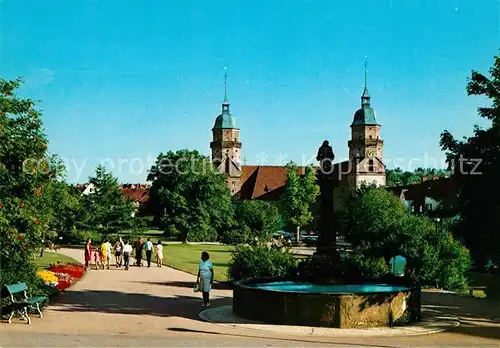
[
  {"x1": 213, "y1": 104, "x2": 237, "y2": 129},
  {"x1": 351, "y1": 86, "x2": 378, "y2": 126}
]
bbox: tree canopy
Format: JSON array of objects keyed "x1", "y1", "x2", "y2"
[
  {"x1": 280, "y1": 162, "x2": 319, "y2": 242},
  {"x1": 439, "y1": 53, "x2": 500, "y2": 264},
  {"x1": 386, "y1": 168, "x2": 449, "y2": 187},
  {"x1": 341, "y1": 185, "x2": 471, "y2": 290},
  {"x1": 81, "y1": 165, "x2": 133, "y2": 234},
  {"x1": 0, "y1": 78, "x2": 57, "y2": 293},
  {"x1": 146, "y1": 149, "x2": 233, "y2": 242},
  {"x1": 220, "y1": 200, "x2": 282, "y2": 245}
]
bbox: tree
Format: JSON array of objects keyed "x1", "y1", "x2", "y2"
[
  {"x1": 280, "y1": 162, "x2": 320, "y2": 243},
  {"x1": 222, "y1": 200, "x2": 282, "y2": 245},
  {"x1": 32, "y1": 155, "x2": 84, "y2": 248},
  {"x1": 385, "y1": 168, "x2": 449, "y2": 187},
  {"x1": 440, "y1": 53, "x2": 500, "y2": 265},
  {"x1": 341, "y1": 186, "x2": 471, "y2": 290},
  {"x1": 81, "y1": 165, "x2": 133, "y2": 235},
  {"x1": 146, "y1": 149, "x2": 233, "y2": 242},
  {"x1": 0, "y1": 78, "x2": 56, "y2": 298}
]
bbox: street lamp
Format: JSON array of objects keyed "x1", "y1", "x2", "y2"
[{"x1": 434, "y1": 217, "x2": 441, "y2": 250}]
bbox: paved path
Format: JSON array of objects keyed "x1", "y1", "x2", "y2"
[{"x1": 1, "y1": 248, "x2": 500, "y2": 347}]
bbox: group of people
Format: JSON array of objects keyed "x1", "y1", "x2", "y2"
[
  {"x1": 83, "y1": 237, "x2": 214, "y2": 308},
  {"x1": 84, "y1": 237, "x2": 164, "y2": 271}
]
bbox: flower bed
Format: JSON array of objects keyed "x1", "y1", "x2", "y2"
[{"x1": 37, "y1": 262, "x2": 85, "y2": 291}]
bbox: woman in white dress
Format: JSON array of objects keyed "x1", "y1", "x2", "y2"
[
  {"x1": 155, "y1": 241, "x2": 164, "y2": 267},
  {"x1": 196, "y1": 251, "x2": 214, "y2": 308}
]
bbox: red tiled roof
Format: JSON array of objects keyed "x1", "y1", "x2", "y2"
[
  {"x1": 120, "y1": 187, "x2": 149, "y2": 202},
  {"x1": 240, "y1": 165, "x2": 308, "y2": 200}
]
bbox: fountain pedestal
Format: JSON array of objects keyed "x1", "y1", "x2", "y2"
[{"x1": 315, "y1": 140, "x2": 337, "y2": 257}]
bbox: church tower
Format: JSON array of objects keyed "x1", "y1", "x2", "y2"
[
  {"x1": 210, "y1": 71, "x2": 242, "y2": 195},
  {"x1": 347, "y1": 61, "x2": 386, "y2": 188}
]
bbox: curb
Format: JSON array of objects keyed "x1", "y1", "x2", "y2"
[{"x1": 199, "y1": 305, "x2": 460, "y2": 338}]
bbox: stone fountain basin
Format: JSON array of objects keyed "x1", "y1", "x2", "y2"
[{"x1": 233, "y1": 278, "x2": 421, "y2": 328}]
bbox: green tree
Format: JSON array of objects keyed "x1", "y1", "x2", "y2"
[
  {"x1": 146, "y1": 149, "x2": 233, "y2": 242},
  {"x1": 385, "y1": 168, "x2": 449, "y2": 187},
  {"x1": 440, "y1": 53, "x2": 500, "y2": 265},
  {"x1": 342, "y1": 186, "x2": 471, "y2": 290},
  {"x1": 222, "y1": 200, "x2": 282, "y2": 245},
  {"x1": 34, "y1": 156, "x2": 83, "y2": 247},
  {"x1": 82, "y1": 165, "x2": 133, "y2": 235},
  {"x1": 280, "y1": 162, "x2": 319, "y2": 243},
  {"x1": 0, "y1": 78, "x2": 56, "y2": 298}
]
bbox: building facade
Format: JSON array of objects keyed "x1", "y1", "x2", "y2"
[
  {"x1": 210, "y1": 71, "x2": 386, "y2": 198},
  {"x1": 209, "y1": 87, "x2": 242, "y2": 195}
]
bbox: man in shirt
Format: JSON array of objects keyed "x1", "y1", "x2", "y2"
[
  {"x1": 122, "y1": 240, "x2": 132, "y2": 270},
  {"x1": 144, "y1": 238, "x2": 154, "y2": 267}
]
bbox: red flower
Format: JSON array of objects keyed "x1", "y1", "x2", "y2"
[
  {"x1": 34, "y1": 219, "x2": 39, "y2": 225},
  {"x1": 19, "y1": 202, "x2": 25, "y2": 208},
  {"x1": 20, "y1": 248, "x2": 24, "y2": 252},
  {"x1": 0, "y1": 203, "x2": 3, "y2": 209}
]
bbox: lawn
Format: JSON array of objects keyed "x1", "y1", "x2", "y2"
[
  {"x1": 464, "y1": 271, "x2": 500, "y2": 301},
  {"x1": 162, "y1": 244, "x2": 233, "y2": 282},
  {"x1": 33, "y1": 251, "x2": 79, "y2": 269}
]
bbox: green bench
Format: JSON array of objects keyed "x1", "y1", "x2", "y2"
[{"x1": 5, "y1": 283, "x2": 47, "y2": 324}]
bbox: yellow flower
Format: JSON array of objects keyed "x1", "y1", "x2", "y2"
[{"x1": 37, "y1": 270, "x2": 59, "y2": 283}]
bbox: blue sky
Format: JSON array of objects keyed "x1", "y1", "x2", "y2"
[{"x1": 1, "y1": 0, "x2": 498, "y2": 183}]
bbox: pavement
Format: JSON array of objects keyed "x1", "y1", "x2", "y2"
[{"x1": 1, "y1": 248, "x2": 499, "y2": 347}]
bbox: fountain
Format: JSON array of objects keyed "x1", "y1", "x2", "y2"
[{"x1": 232, "y1": 140, "x2": 421, "y2": 328}]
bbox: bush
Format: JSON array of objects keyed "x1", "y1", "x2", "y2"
[
  {"x1": 340, "y1": 186, "x2": 472, "y2": 291},
  {"x1": 219, "y1": 225, "x2": 252, "y2": 245},
  {"x1": 227, "y1": 244, "x2": 297, "y2": 282},
  {"x1": 67, "y1": 229, "x2": 101, "y2": 245},
  {"x1": 343, "y1": 254, "x2": 389, "y2": 280}
]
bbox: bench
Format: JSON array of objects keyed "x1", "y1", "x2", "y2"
[{"x1": 5, "y1": 283, "x2": 47, "y2": 324}]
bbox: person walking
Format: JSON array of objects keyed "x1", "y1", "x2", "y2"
[
  {"x1": 196, "y1": 251, "x2": 214, "y2": 308},
  {"x1": 134, "y1": 238, "x2": 143, "y2": 267},
  {"x1": 122, "y1": 240, "x2": 132, "y2": 270},
  {"x1": 114, "y1": 240, "x2": 123, "y2": 267},
  {"x1": 144, "y1": 238, "x2": 153, "y2": 267},
  {"x1": 84, "y1": 238, "x2": 92, "y2": 271},
  {"x1": 104, "y1": 238, "x2": 112, "y2": 269},
  {"x1": 99, "y1": 240, "x2": 107, "y2": 270},
  {"x1": 155, "y1": 240, "x2": 164, "y2": 267}
]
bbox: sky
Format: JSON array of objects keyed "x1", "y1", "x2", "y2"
[{"x1": 1, "y1": 0, "x2": 499, "y2": 183}]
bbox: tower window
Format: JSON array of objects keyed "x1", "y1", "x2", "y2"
[
  {"x1": 369, "y1": 135, "x2": 372, "y2": 139},
  {"x1": 368, "y1": 159, "x2": 374, "y2": 172}
]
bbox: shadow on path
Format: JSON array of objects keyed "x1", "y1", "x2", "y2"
[
  {"x1": 51, "y1": 290, "x2": 231, "y2": 320},
  {"x1": 134, "y1": 280, "x2": 233, "y2": 290},
  {"x1": 422, "y1": 291, "x2": 500, "y2": 340}
]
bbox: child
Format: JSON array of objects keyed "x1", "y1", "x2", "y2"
[
  {"x1": 155, "y1": 240, "x2": 164, "y2": 267},
  {"x1": 93, "y1": 245, "x2": 102, "y2": 270}
]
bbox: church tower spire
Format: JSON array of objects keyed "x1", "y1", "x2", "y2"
[
  {"x1": 347, "y1": 59, "x2": 386, "y2": 188},
  {"x1": 222, "y1": 67, "x2": 230, "y2": 114},
  {"x1": 210, "y1": 67, "x2": 242, "y2": 195},
  {"x1": 361, "y1": 57, "x2": 371, "y2": 107}
]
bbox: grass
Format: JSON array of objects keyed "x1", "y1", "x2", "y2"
[
  {"x1": 33, "y1": 251, "x2": 79, "y2": 269},
  {"x1": 162, "y1": 244, "x2": 233, "y2": 282},
  {"x1": 463, "y1": 271, "x2": 500, "y2": 300}
]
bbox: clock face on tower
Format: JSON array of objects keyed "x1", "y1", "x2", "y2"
[{"x1": 366, "y1": 148, "x2": 376, "y2": 158}]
